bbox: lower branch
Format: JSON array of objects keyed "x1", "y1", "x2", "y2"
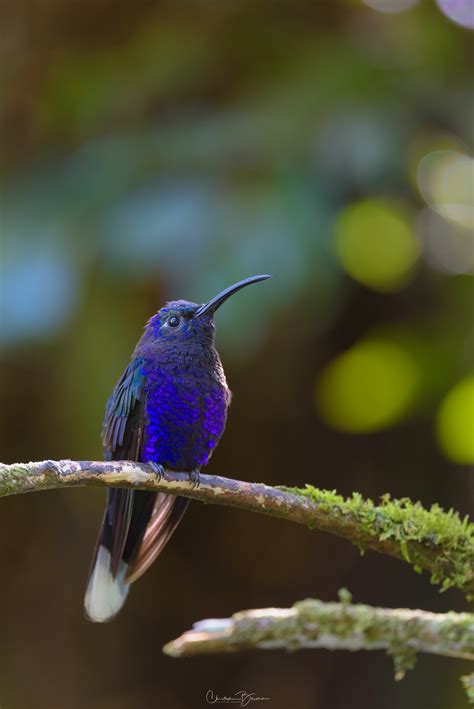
[
  {"x1": 0, "y1": 459, "x2": 473, "y2": 594},
  {"x1": 163, "y1": 591, "x2": 474, "y2": 681},
  {"x1": 462, "y1": 673, "x2": 474, "y2": 705}
]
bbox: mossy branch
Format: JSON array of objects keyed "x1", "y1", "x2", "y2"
[
  {"x1": 162, "y1": 590, "x2": 474, "y2": 683},
  {"x1": 0, "y1": 459, "x2": 473, "y2": 595},
  {"x1": 462, "y1": 672, "x2": 474, "y2": 704}
]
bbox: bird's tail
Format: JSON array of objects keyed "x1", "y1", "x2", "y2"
[
  {"x1": 84, "y1": 543, "x2": 130, "y2": 623},
  {"x1": 84, "y1": 489, "x2": 189, "y2": 622}
]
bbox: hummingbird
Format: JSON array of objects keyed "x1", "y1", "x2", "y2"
[{"x1": 84, "y1": 274, "x2": 271, "y2": 622}]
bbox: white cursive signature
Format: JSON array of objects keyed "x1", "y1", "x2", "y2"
[{"x1": 206, "y1": 689, "x2": 270, "y2": 707}]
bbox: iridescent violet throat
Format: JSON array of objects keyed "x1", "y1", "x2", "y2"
[{"x1": 85, "y1": 274, "x2": 271, "y2": 622}]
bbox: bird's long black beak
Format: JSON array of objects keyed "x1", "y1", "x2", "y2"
[{"x1": 194, "y1": 274, "x2": 271, "y2": 318}]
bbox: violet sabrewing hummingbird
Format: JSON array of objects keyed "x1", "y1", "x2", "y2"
[{"x1": 84, "y1": 274, "x2": 271, "y2": 622}]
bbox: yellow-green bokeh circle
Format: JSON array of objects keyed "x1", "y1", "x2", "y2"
[
  {"x1": 437, "y1": 375, "x2": 474, "y2": 464},
  {"x1": 316, "y1": 338, "x2": 419, "y2": 433},
  {"x1": 335, "y1": 199, "x2": 420, "y2": 292}
]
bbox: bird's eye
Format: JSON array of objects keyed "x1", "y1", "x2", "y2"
[{"x1": 168, "y1": 316, "x2": 180, "y2": 328}]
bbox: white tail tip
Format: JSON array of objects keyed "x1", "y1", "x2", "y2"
[{"x1": 84, "y1": 546, "x2": 130, "y2": 623}]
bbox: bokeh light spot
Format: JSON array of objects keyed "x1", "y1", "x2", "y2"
[
  {"x1": 437, "y1": 375, "x2": 474, "y2": 464},
  {"x1": 417, "y1": 208, "x2": 474, "y2": 274},
  {"x1": 363, "y1": 0, "x2": 419, "y2": 13},
  {"x1": 1, "y1": 235, "x2": 79, "y2": 346},
  {"x1": 316, "y1": 339, "x2": 419, "y2": 433},
  {"x1": 417, "y1": 150, "x2": 474, "y2": 230},
  {"x1": 335, "y1": 199, "x2": 420, "y2": 292},
  {"x1": 436, "y1": 0, "x2": 474, "y2": 29}
]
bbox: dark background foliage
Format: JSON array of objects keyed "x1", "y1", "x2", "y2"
[{"x1": 0, "y1": 1, "x2": 472, "y2": 707}]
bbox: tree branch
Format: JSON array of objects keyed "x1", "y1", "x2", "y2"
[
  {"x1": 461, "y1": 672, "x2": 474, "y2": 704},
  {"x1": 0, "y1": 459, "x2": 473, "y2": 594},
  {"x1": 162, "y1": 591, "x2": 474, "y2": 680},
  {"x1": 162, "y1": 592, "x2": 474, "y2": 681}
]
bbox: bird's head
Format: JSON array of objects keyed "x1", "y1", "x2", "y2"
[{"x1": 137, "y1": 275, "x2": 271, "y2": 354}]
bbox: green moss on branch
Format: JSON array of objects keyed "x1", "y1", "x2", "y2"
[
  {"x1": 461, "y1": 673, "x2": 474, "y2": 705},
  {"x1": 282, "y1": 485, "x2": 474, "y2": 597}
]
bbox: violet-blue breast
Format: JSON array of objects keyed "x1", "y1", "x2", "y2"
[{"x1": 84, "y1": 274, "x2": 271, "y2": 622}]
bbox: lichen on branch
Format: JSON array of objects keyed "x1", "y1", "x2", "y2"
[{"x1": 162, "y1": 589, "x2": 474, "y2": 681}]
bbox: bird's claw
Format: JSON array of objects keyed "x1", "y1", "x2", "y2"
[
  {"x1": 147, "y1": 461, "x2": 165, "y2": 482},
  {"x1": 189, "y1": 469, "x2": 201, "y2": 488}
]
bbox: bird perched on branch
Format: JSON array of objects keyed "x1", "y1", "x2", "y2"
[{"x1": 84, "y1": 275, "x2": 271, "y2": 622}]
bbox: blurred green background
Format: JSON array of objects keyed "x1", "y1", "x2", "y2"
[{"x1": 1, "y1": 1, "x2": 473, "y2": 708}]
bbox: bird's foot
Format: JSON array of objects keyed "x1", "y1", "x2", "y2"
[
  {"x1": 147, "y1": 461, "x2": 165, "y2": 482},
  {"x1": 189, "y1": 469, "x2": 201, "y2": 488}
]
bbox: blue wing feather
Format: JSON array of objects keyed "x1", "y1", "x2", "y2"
[{"x1": 102, "y1": 358, "x2": 146, "y2": 455}]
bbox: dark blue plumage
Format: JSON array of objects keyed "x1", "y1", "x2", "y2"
[{"x1": 84, "y1": 275, "x2": 270, "y2": 622}]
